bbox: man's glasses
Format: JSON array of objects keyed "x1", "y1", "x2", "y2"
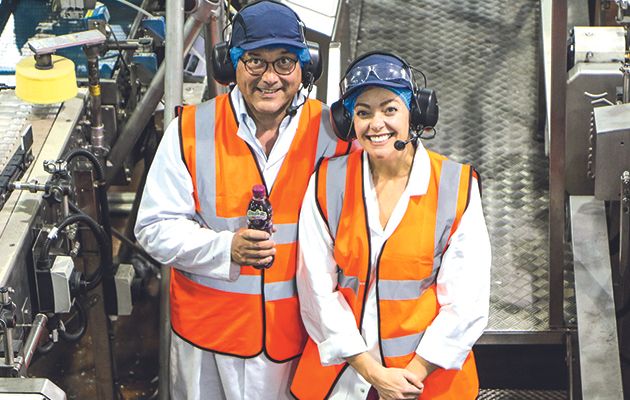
[
  {"x1": 341, "y1": 62, "x2": 413, "y2": 94},
  {"x1": 240, "y1": 56, "x2": 298, "y2": 76}
]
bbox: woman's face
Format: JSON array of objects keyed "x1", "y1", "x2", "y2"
[{"x1": 353, "y1": 86, "x2": 411, "y2": 162}]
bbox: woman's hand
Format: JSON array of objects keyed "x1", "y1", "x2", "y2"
[
  {"x1": 370, "y1": 366, "x2": 423, "y2": 400},
  {"x1": 405, "y1": 354, "x2": 437, "y2": 383},
  {"x1": 346, "y1": 352, "x2": 423, "y2": 400}
]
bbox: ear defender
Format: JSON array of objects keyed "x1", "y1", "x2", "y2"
[
  {"x1": 211, "y1": 41, "x2": 235, "y2": 86},
  {"x1": 330, "y1": 99, "x2": 355, "y2": 141},
  {"x1": 302, "y1": 41, "x2": 322, "y2": 88},
  {"x1": 411, "y1": 88, "x2": 439, "y2": 131}
]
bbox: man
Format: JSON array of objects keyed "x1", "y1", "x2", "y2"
[{"x1": 134, "y1": 1, "x2": 351, "y2": 399}]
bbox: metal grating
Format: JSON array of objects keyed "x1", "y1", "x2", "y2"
[
  {"x1": 351, "y1": 0, "x2": 576, "y2": 330},
  {"x1": 479, "y1": 389, "x2": 567, "y2": 400}
]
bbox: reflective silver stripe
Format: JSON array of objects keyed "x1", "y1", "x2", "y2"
[
  {"x1": 316, "y1": 105, "x2": 339, "y2": 160},
  {"x1": 381, "y1": 331, "x2": 425, "y2": 358},
  {"x1": 195, "y1": 100, "x2": 217, "y2": 220},
  {"x1": 273, "y1": 223, "x2": 297, "y2": 245},
  {"x1": 211, "y1": 216, "x2": 247, "y2": 231},
  {"x1": 181, "y1": 271, "x2": 296, "y2": 300},
  {"x1": 337, "y1": 267, "x2": 359, "y2": 295},
  {"x1": 181, "y1": 271, "x2": 261, "y2": 295},
  {"x1": 193, "y1": 99, "x2": 249, "y2": 232},
  {"x1": 433, "y1": 160, "x2": 462, "y2": 272},
  {"x1": 378, "y1": 276, "x2": 436, "y2": 301},
  {"x1": 325, "y1": 156, "x2": 349, "y2": 238},
  {"x1": 264, "y1": 279, "x2": 296, "y2": 301}
]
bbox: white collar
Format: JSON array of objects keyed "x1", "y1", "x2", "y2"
[
  {"x1": 229, "y1": 85, "x2": 304, "y2": 131},
  {"x1": 361, "y1": 141, "x2": 431, "y2": 197}
]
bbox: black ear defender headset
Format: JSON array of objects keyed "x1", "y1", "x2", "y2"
[
  {"x1": 211, "y1": 0, "x2": 322, "y2": 89},
  {"x1": 330, "y1": 51, "x2": 439, "y2": 145}
]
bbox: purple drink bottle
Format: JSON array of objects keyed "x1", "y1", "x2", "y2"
[{"x1": 246, "y1": 184, "x2": 274, "y2": 269}]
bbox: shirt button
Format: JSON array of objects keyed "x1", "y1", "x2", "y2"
[{"x1": 359, "y1": 388, "x2": 366, "y2": 393}]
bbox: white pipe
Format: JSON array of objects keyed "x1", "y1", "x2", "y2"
[
  {"x1": 326, "y1": 42, "x2": 341, "y2": 105},
  {"x1": 165, "y1": 0, "x2": 185, "y2": 125}
]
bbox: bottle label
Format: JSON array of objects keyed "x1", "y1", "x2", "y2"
[{"x1": 246, "y1": 209, "x2": 268, "y2": 221}]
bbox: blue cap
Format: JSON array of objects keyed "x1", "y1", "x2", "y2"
[
  {"x1": 230, "y1": 1, "x2": 308, "y2": 52},
  {"x1": 342, "y1": 53, "x2": 414, "y2": 99}
]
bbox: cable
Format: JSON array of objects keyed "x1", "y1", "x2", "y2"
[
  {"x1": 409, "y1": 65, "x2": 427, "y2": 88},
  {"x1": 67, "y1": 200, "x2": 110, "y2": 290},
  {"x1": 63, "y1": 149, "x2": 112, "y2": 241},
  {"x1": 106, "y1": 23, "x2": 130, "y2": 73},
  {"x1": 109, "y1": 0, "x2": 155, "y2": 18},
  {"x1": 40, "y1": 212, "x2": 111, "y2": 291},
  {"x1": 63, "y1": 148, "x2": 105, "y2": 183},
  {"x1": 36, "y1": 336, "x2": 55, "y2": 354},
  {"x1": 58, "y1": 299, "x2": 87, "y2": 342}
]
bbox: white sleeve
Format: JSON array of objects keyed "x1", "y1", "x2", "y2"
[
  {"x1": 134, "y1": 118, "x2": 240, "y2": 281},
  {"x1": 297, "y1": 175, "x2": 367, "y2": 366},
  {"x1": 415, "y1": 180, "x2": 491, "y2": 370}
]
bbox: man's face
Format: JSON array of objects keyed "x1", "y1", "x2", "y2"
[{"x1": 236, "y1": 47, "x2": 303, "y2": 120}]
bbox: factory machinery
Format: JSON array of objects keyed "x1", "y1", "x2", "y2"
[{"x1": 0, "y1": 0, "x2": 627, "y2": 399}]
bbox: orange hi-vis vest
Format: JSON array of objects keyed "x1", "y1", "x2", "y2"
[
  {"x1": 170, "y1": 93, "x2": 351, "y2": 362},
  {"x1": 291, "y1": 150, "x2": 479, "y2": 399}
]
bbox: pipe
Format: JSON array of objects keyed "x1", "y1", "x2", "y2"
[
  {"x1": 106, "y1": 0, "x2": 220, "y2": 184},
  {"x1": 3, "y1": 325, "x2": 14, "y2": 367},
  {"x1": 160, "y1": 7, "x2": 217, "y2": 399},
  {"x1": 159, "y1": 266, "x2": 170, "y2": 400},
  {"x1": 623, "y1": 64, "x2": 630, "y2": 104},
  {"x1": 0, "y1": 289, "x2": 14, "y2": 367},
  {"x1": 12, "y1": 313, "x2": 47, "y2": 377},
  {"x1": 85, "y1": 45, "x2": 105, "y2": 155},
  {"x1": 165, "y1": 0, "x2": 185, "y2": 125}
]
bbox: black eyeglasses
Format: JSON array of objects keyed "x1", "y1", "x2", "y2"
[{"x1": 240, "y1": 56, "x2": 298, "y2": 76}]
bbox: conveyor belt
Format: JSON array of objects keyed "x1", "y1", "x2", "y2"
[{"x1": 350, "y1": 0, "x2": 576, "y2": 331}]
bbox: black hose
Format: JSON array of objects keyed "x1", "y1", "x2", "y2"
[
  {"x1": 64, "y1": 149, "x2": 104, "y2": 180},
  {"x1": 37, "y1": 339, "x2": 54, "y2": 354},
  {"x1": 58, "y1": 300, "x2": 87, "y2": 342},
  {"x1": 40, "y1": 213, "x2": 112, "y2": 291},
  {"x1": 63, "y1": 149, "x2": 112, "y2": 240}
]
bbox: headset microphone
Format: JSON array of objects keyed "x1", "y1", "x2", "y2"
[
  {"x1": 286, "y1": 79, "x2": 314, "y2": 117},
  {"x1": 394, "y1": 132, "x2": 420, "y2": 151},
  {"x1": 286, "y1": 99, "x2": 304, "y2": 117}
]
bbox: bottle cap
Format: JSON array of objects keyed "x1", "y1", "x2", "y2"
[{"x1": 252, "y1": 184, "x2": 266, "y2": 199}]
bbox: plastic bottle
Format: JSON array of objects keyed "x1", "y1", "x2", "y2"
[{"x1": 246, "y1": 184, "x2": 274, "y2": 269}]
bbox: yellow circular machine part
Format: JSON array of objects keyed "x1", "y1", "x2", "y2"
[{"x1": 15, "y1": 55, "x2": 78, "y2": 104}]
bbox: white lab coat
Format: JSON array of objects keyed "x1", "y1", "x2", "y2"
[
  {"x1": 297, "y1": 146, "x2": 492, "y2": 399},
  {"x1": 135, "y1": 87, "x2": 309, "y2": 400}
]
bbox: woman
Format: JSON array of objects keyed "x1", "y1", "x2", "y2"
[{"x1": 290, "y1": 52, "x2": 491, "y2": 400}]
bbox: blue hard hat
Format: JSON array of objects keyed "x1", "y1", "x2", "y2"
[{"x1": 230, "y1": 1, "x2": 308, "y2": 52}]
